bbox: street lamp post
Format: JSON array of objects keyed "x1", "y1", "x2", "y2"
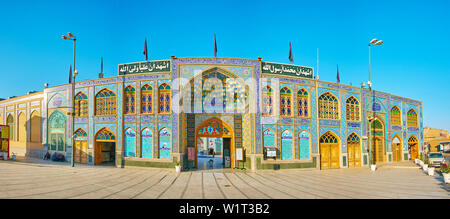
[
  {"x1": 62, "y1": 33, "x2": 77, "y2": 167},
  {"x1": 367, "y1": 38, "x2": 383, "y2": 168}
]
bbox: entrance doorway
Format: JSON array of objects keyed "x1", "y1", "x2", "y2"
[
  {"x1": 74, "y1": 128, "x2": 88, "y2": 164},
  {"x1": 196, "y1": 137, "x2": 232, "y2": 170},
  {"x1": 194, "y1": 117, "x2": 234, "y2": 169},
  {"x1": 94, "y1": 128, "x2": 116, "y2": 165},
  {"x1": 392, "y1": 136, "x2": 402, "y2": 162},
  {"x1": 371, "y1": 119, "x2": 386, "y2": 164},
  {"x1": 347, "y1": 133, "x2": 361, "y2": 168},
  {"x1": 408, "y1": 135, "x2": 419, "y2": 160},
  {"x1": 320, "y1": 131, "x2": 340, "y2": 169}
]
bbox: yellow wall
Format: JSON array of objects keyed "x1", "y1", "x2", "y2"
[{"x1": 30, "y1": 110, "x2": 41, "y2": 142}]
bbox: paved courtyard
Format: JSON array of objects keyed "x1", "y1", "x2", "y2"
[{"x1": 0, "y1": 160, "x2": 448, "y2": 199}]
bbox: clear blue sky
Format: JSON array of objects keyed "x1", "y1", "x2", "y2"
[{"x1": 1, "y1": 0, "x2": 449, "y2": 130}]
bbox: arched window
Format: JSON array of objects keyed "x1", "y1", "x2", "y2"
[
  {"x1": 262, "y1": 85, "x2": 273, "y2": 116},
  {"x1": 96, "y1": 128, "x2": 115, "y2": 141},
  {"x1": 6, "y1": 114, "x2": 14, "y2": 140},
  {"x1": 159, "y1": 127, "x2": 171, "y2": 158},
  {"x1": 299, "y1": 131, "x2": 310, "y2": 159},
  {"x1": 297, "y1": 89, "x2": 309, "y2": 118},
  {"x1": 407, "y1": 109, "x2": 418, "y2": 127},
  {"x1": 281, "y1": 130, "x2": 293, "y2": 160},
  {"x1": 280, "y1": 87, "x2": 292, "y2": 117},
  {"x1": 141, "y1": 127, "x2": 153, "y2": 158},
  {"x1": 318, "y1": 92, "x2": 339, "y2": 120},
  {"x1": 345, "y1": 96, "x2": 360, "y2": 121},
  {"x1": 74, "y1": 128, "x2": 87, "y2": 137},
  {"x1": 158, "y1": 83, "x2": 171, "y2": 113},
  {"x1": 74, "y1": 92, "x2": 88, "y2": 117},
  {"x1": 124, "y1": 86, "x2": 136, "y2": 114},
  {"x1": 390, "y1": 106, "x2": 401, "y2": 126},
  {"x1": 141, "y1": 84, "x2": 153, "y2": 114},
  {"x1": 95, "y1": 89, "x2": 117, "y2": 116},
  {"x1": 124, "y1": 128, "x2": 136, "y2": 157}
]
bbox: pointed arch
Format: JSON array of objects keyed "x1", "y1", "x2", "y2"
[
  {"x1": 318, "y1": 92, "x2": 339, "y2": 120},
  {"x1": 141, "y1": 127, "x2": 153, "y2": 158},
  {"x1": 281, "y1": 129, "x2": 293, "y2": 160},
  {"x1": 390, "y1": 105, "x2": 401, "y2": 126},
  {"x1": 124, "y1": 127, "x2": 136, "y2": 157},
  {"x1": 158, "y1": 83, "x2": 171, "y2": 113},
  {"x1": 407, "y1": 109, "x2": 418, "y2": 127},
  {"x1": 298, "y1": 130, "x2": 311, "y2": 159},
  {"x1": 408, "y1": 134, "x2": 419, "y2": 160},
  {"x1": 124, "y1": 85, "x2": 136, "y2": 114},
  {"x1": 74, "y1": 128, "x2": 87, "y2": 137},
  {"x1": 95, "y1": 88, "x2": 117, "y2": 116},
  {"x1": 30, "y1": 109, "x2": 42, "y2": 142},
  {"x1": 297, "y1": 88, "x2": 309, "y2": 118},
  {"x1": 48, "y1": 110, "x2": 66, "y2": 151},
  {"x1": 6, "y1": 114, "x2": 14, "y2": 140},
  {"x1": 262, "y1": 85, "x2": 274, "y2": 116},
  {"x1": 345, "y1": 96, "x2": 360, "y2": 121},
  {"x1": 95, "y1": 127, "x2": 116, "y2": 142},
  {"x1": 158, "y1": 127, "x2": 171, "y2": 159},
  {"x1": 280, "y1": 87, "x2": 292, "y2": 117},
  {"x1": 74, "y1": 92, "x2": 88, "y2": 117},
  {"x1": 319, "y1": 131, "x2": 341, "y2": 169},
  {"x1": 17, "y1": 112, "x2": 26, "y2": 142},
  {"x1": 263, "y1": 128, "x2": 276, "y2": 148},
  {"x1": 141, "y1": 84, "x2": 153, "y2": 114}
]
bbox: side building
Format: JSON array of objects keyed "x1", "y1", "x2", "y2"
[{"x1": 0, "y1": 57, "x2": 424, "y2": 170}]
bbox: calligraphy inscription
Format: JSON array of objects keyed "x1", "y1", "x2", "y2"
[
  {"x1": 119, "y1": 60, "x2": 171, "y2": 75},
  {"x1": 261, "y1": 62, "x2": 314, "y2": 79}
]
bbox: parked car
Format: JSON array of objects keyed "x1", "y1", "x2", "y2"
[{"x1": 428, "y1": 152, "x2": 446, "y2": 167}]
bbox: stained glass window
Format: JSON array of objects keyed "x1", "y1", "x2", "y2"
[
  {"x1": 345, "y1": 96, "x2": 360, "y2": 121},
  {"x1": 347, "y1": 133, "x2": 360, "y2": 144},
  {"x1": 262, "y1": 85, "x2": 273, "y2": 115},
  {"x1": 297, "y1": 89, "x2": 309, "y2": 118},
  {"x1": 320, "y1": 131, "x2": 338, "y2": 143},
  {"x1": 318, "y1": 92, "x2": 339, "y2": 120},
  {"x1": 96, "y1": 128, "x2": 115, "y2": 141},
  {"x1": 407, "y1": 109, "x2": 418, "y2": 127},
  {"x1": 74, "y1": 128, "x2": 87, "y2": 137},
  {"x1": 141, "y1": 84, "x2": 153, "y2": 114},
  {"x1": 390, "y1": 106, "x2": 401, "y2": 126},
  {"x1": 280, "y1": 87, "x2": 292, "y2": 117},
  {"x1": 124, "y1": 86, "x2": 136, "y2": 114},
  {"x1": 95, "y1": 89, "x2": 117, "y2": 116},
  {"x1": 74, "y1": 92, "x2": 88, "y2": 117},
  {"x1": 158, "y1": 83, "x2": 171, "y2": 113}
]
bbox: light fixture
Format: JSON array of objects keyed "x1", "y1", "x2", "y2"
[
  {"x1": 62, "y1": 35, "x2": 69, "y2": 40},
  {"x1": 67, "y1": 32, "x2": 75, "y2": 38},
  {"x1": 74, "y1": 70, "x2": 78, "y2": 75},
  {"x1": 375, "y1": 40, "x2": 383, "y2": 45},
  {"x1": 370, "y1": 39, "x2": 378, "y2": 44}
]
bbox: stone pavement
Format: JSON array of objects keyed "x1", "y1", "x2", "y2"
[{"x1": 0, "y1": 160, "x2": 448, "y2": 199}]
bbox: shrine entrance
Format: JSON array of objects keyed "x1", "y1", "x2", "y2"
[
  {"x1": 408, "y1": 135, "x2": 419, "y2": 160},
  {"x1": 94, "y1": 128, "x2": 116, "y2": 165},
  {"x1": 371, "y1": 118, "x2": 386, "y2": 164},
  {"x1": 194, "y1": 117, "x2": 234, "y2": 170},
  {"x1": 392, "y1": 135, "x2": 402, "y2": 162},
  {"x1": 319, "y1": 131, "x2": 340, "y2": 169}
]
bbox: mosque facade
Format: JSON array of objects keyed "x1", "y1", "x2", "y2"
[{"x1": 0, "y1": 57, "x2": 424, "y2": 170}]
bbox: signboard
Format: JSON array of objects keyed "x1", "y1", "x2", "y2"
[
  {"x1": 261, "y1": 62, "x2": 314, "y2": 79},
  {"x1": 264, "y1": 147, "x2": 277, "y2": 160},
  {"x1": 118, "y1": 60, "x2": 171, "y2": 75},
  {"x1": 236, "y1": 148, "x2": 243, "y2": 161}
]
